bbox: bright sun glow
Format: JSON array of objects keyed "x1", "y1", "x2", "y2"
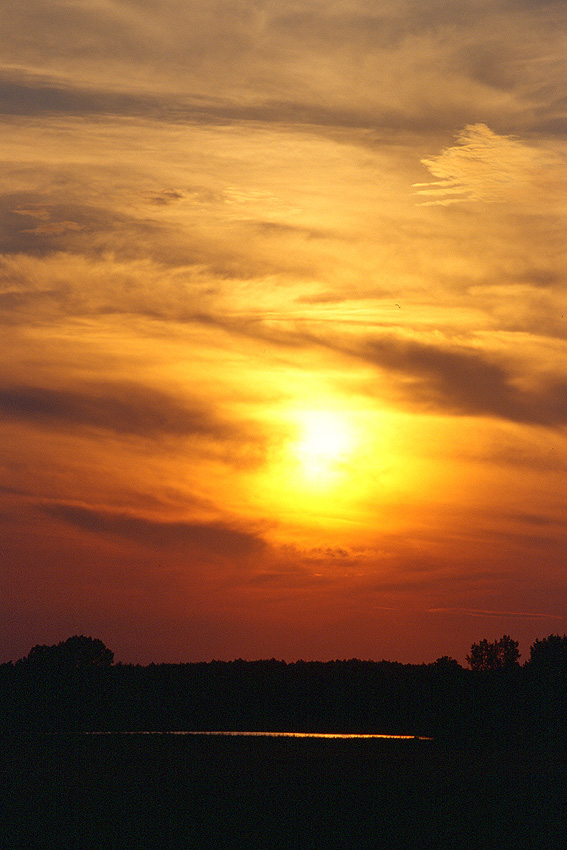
[
  {"x1": 247, "y1": 401, "x2": 441, "y2": 546},
  {"x1": 293, "y1": 410, "x2": 354, "y2": 483}
]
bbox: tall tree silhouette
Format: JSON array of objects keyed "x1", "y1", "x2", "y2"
[
  {"x1": 529, "y1": 634, "x2": 567, "y2": 668},
  {"x1": 466, "y1": 635, "x2": 520, "y2": 671}
]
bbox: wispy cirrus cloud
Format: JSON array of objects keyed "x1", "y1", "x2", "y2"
[
  {"x1": 2, "y1": 1, "x2": 566, "y2": 136},
  {"x1": 415, "y1": 123, "x2": 560, "y2": 205},
  {"x1": 429, "y1": 607, "x2": 562, "y2": 620}
]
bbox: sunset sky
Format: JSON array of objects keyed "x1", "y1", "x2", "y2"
[{"x1": 2, "y1": 0, "x2": 566, "y2": 665}]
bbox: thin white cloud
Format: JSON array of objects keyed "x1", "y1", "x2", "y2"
[
  {"x1": 415, "y1": 123, "x2": 554, "y2": 205},
  {"x1": 429, "y1": 607, "x2": 563, "y2": 620}
]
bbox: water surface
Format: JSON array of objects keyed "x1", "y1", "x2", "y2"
[{"x1": 93, "y1": 730, "x2": 432, "y2": 740}]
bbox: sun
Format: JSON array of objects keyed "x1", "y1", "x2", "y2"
[
  {"x1": 248, "y1": 401, "x2": 386, "y2": 541},
  {"x1": 248, "y1": 399, "x2": 445, "y2": 547},
  {"x1": 293, "y1": 410, "x2": 354, "y2": 484}
]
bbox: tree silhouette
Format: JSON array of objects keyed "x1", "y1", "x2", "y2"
[
  {"x1": 23, "y1": 635, "x2": 114, "y2": 670},
  {"x1": 528, "y1": 634, "x2": 567, "y2": 668},
  {"x1": 431, "y1": 656, "x2": 461, "y2": 670},
  {"x1": 466, "y1": 635, "x2": 520, "y2": 671}
]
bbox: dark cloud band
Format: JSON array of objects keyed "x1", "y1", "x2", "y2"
[
  {"x1": 354, "y1": 336, "x2": 567, "y2": 427},
  {"x1": 42, "y1": 503, "x2": 264, "y2": 558},
  {"x1": 0, "y1": 382, "x2": 230, "y2": 439}
]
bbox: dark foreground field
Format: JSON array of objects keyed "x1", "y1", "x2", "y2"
[{"x1": 1, "y1": 733, "x2": 566, "y2": 849}]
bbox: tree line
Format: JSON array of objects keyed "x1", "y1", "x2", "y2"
[{"x1": 1, "y1": 634, "x2": 566, "y2": 744}]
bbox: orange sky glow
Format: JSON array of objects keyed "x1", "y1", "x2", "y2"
[{"x1": 1, "y1": 0, "x2": 566, "y2": 664}]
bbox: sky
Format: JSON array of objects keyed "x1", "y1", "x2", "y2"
[{"x1": 1, "y1": 0, "x2": 566, "y2": 665}]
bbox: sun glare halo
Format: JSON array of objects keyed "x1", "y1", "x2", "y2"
[{"x1": 293, "y1": 410, "x2": 354, "y2": 484}]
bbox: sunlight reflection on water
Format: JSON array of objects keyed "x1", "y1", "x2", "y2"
[{"x1": 130, "y1": 731, "x2": 433, "y2": 740}]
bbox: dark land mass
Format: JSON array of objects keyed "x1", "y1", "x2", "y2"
[
  {"x1": 2, "y1": 653, "x2": 567, "y2": 745},
  {"x1": 2, "y1": 732, "x2": 566, "y2": 849},
  {"x1": 2, "y1": 638, "x2": 567, "y2": 847}
]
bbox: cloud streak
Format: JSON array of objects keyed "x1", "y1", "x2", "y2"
[
  {"x1": 429, "y1": 607, "x2": 562, "y2": 621},
  {"x1": 415, "y1": 124, "x2": 559, "y2": 205},
  {"x1": 320, "y1": 334, "x2": 567, "y2": 427},
  {"x1": 0, "y1": 382, "x2": 234, "y2": 439},
  {"x1": 42, "y1": 503, "x2": 265, "y2": 559},
  {"x1": 2, "y1": 1, "x2": 566, "y2": 136}
]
